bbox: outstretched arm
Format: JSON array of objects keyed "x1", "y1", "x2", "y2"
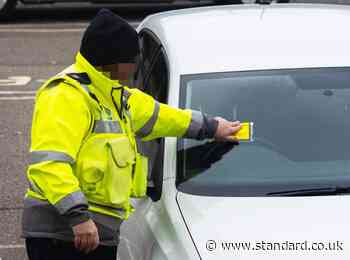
[{"x1": 124, "y1": 87, "x2": 241, "y2": 141}]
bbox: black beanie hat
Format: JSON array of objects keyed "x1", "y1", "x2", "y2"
[{"x1": 80, "y1": 9, "x2": 140, "y2": 66}]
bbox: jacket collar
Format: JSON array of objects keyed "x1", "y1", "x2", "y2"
[{"x1": 74, "y1": 52, "x2": 123, "y2": 111}]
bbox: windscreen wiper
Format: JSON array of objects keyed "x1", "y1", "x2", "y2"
[{"x1": 267, "y1": 186, "x2": 350, "y2": 196}]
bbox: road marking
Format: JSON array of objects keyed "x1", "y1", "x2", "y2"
[
  {"x1": 0, "y1": 22, "x2": 89, "y2": 28},
  {"x1": 0, "y1": 28, "x2": 85, "y2": 33},
  {"x1": 0, "y1": 96, "x2": 35, "y2": 100},
  {"x1": 0, "y1": 91, "x2": 36, "y2": 95},
  {"x1": 0, "y1": 21, "x2": 139, "y2": 27},
  {"x1": 0, "y1": 90, "x2": 36, "y2": 100},
  {"x1": 0, "y1": 244, "x2": 25, "y2": 249},
  {"x1": 36, "y1": 79, "x2": 47, "y2": 83},
  {"x1": 0, "y1": 76, "x2": 31, "y2": 87}
]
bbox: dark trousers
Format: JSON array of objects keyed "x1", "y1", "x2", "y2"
[{"x1": 25, "y1": 238, "x2": 117, "y2": 260}]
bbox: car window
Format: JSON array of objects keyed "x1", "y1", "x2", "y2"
[
  {"x1": 135, "y1": 30, "x2": 162, "y2": 93},
  {"x1": 146, "y1": 48, "x2": 169, "y2": 102},
  {"x1": 177, "y1": 67, "x2": 350, "y2": 196},
  {"x1": 136, "y1": 30, "x2": 169, "y2": 201}
]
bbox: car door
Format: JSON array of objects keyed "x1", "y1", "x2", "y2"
[{"x1": 117, "y1": 29, "x2": 170, "y2": 260}]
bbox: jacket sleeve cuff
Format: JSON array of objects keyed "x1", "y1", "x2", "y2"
[
  {"x1": 196, "y1": 115, "x2": 218, "y2": 140},
  {"x1": 53, "y1": 190, "x2": 91, "y2": 227},
  {"x1": 184, "y1": 110, "x2": 218, "y2": 140},
  {"x1": 54, "y1": 190, "x2": 88, "y2": 214},
  {"x1": 205, "y1": 116, "x2": 219, "y2": 139},
  {"x1": 64, "y1": 207, "x2": 92, "y2": 227},
  {"x1": 183, "y1": 110, "x2": 204, "y2": 139}
]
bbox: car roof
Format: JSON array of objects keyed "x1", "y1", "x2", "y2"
[{"x1": 139, "y1": 4, "x2": 350, "y2": 75}]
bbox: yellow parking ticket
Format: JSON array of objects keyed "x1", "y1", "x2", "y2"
[{"x1": 232, "y1": 122, "x2": 254, "y2": 142}]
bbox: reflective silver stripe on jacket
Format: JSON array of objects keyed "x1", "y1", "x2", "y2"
[
  {"x1": 89, "y1": 202, "x2": 126, "y2": 218},
  {"x1": 54, "y1": 190, "x2": 88, "y2": 215},
  {"x1": 80, "y1": 83, "x2": 123, "y2": 134},
  {"x1": 29, "y1": 151, "x2": 75, "y2": 165},
  {"x1": 183, "y1": 110, "x2": 204, "y2": 139},
  {"x1": 93, "y1": 120, "x2": 123, "y2": 134},
  {"x1": 135, "y1": 101, "x2": 160, "y2": 138}
]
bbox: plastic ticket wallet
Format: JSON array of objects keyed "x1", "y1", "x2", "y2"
[{"x1": 233, "y1": 122, "x2": 254, "y2": 142}]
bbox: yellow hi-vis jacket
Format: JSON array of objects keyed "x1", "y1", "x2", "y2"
[{"x1": 25, "y1": 52, "x2": 205, "y2": 221}]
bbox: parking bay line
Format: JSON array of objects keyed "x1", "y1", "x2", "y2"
[
  {"x1": 0, "y1": 90, "x2": 36, "y2": 100},
  {"x1": 0, "y1": 28, "x2": 85, "y2": 33},
  {"x1": 0, "y1": 96, "x2": 35, "y2": 100},
  {"x1": 0, "y1": 91, "x2": 36, "y2": 95},
  {"x1": 0, "y1": 244, "x2": 25, "y2": 249}
]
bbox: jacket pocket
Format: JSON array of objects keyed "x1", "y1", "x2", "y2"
[
  {"x1": 104, "y1": 137, "x2": 135, "y2": 205},
  {"x1": 79, "y1": 159, "x2": 106, "y2": 202},
  {"x1": 76, "y1": 134, "x2": 135, "y2": 207}
]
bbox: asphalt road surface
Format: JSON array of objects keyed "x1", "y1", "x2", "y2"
[
  {"x1": 0, "y1": 3, "x2": 216, "y2": 259},
  {"x1": 1, "y1": 0, "x2": 350, "y2": 259}
]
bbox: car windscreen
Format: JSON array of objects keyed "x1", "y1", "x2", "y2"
[{"x1": 177, "y1": 68, "x2": 350, "y2": 196}]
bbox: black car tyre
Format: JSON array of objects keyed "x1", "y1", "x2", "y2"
[
  {"x1": 0, "y1": 0, "x2": 17, "y2": 20},
  {"x1": 276, "y1": 0, "x2": 290, "y2": 2}
]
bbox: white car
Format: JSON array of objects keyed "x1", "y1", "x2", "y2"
[
  {"x1": 0, "y1": 0, "x2": 290, "y2": 21},
  {"x1": 118, "y1": 3, "x2": 350, "y2": 260}
]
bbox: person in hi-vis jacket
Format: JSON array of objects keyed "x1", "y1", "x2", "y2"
[{"x1": 21, "y1": 8, "x2": 242, "y2": 260}]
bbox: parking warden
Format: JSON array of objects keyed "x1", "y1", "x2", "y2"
[{"x1": 21, "y1": 8, "x2": 242, "y2": 260}]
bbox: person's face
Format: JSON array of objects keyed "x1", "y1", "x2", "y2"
[
  {"x1": 102, "y1": 63, "x2": 136, "y2": 85},
  {"x1": 115, "y1": 63, "x2": 137, "y2": 80}
]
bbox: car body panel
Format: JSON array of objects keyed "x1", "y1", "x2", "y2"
[
  {"x1": 118, "y1": 180, "x2": 200, "y2": 260},
  {"x1": 120, "y1": 4, "x2": 350, "y2": 260},
  {"x1": 139, "y1": 4, "x2": 350, "y2": 75},
  {"x1": 177, "y1": 192, "x2": 350, "y2": 259}
]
